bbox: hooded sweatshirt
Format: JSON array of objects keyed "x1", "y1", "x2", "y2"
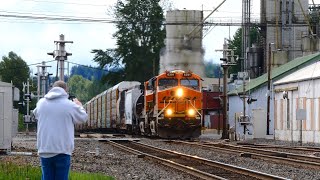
[{"x1": 33, "y1": 87, "x2": 88, "y2": 157}]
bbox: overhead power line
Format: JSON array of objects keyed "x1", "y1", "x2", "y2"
[
  {"x1": 0, "y1": 11, "x2": 312, "y2": 27},
  {"x1": 0, "y1": 13, "x2": 117, "y2": 23},
  {"x1": 1, "y1": 59, "x2": 107, "y2": 75},
  {"x1": 0, "y1": 9, "x2": 109, "y2": 18},
  {"x1": 22, "y1": 0, "x2": 110, "y2": 7},
  {"x1": 0, "y1": 60, "x2": 56, "y2": 71},
  {"x1": 28, "y1": 60, "x2": 56, "y2": 66}
]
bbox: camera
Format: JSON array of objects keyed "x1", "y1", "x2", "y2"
[{"x1": 68, "y1": 95, "x2": 76, "y2": 101}]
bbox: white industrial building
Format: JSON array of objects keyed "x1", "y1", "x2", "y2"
[
  {"x1": 228, "y1": 52, "x2": 320, "y2": 139},
  {"x1": 0, "y1": 81, "x2": 19, "y2": 152},
  {"x1": 274, "y1": 60, "x2": 320, "y2": 143}
]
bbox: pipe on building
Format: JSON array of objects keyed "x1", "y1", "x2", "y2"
[
  {"x1": 297, "y1": 0, "x2": 314, "y2": 37},
  {"x1": 281, "y1": 0, "x2": 286, "y2": 48},
  {"x1": 275, "y1": 0, "x2": 279, "y2": 49}
]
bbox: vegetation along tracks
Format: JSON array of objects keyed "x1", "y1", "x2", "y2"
[
  {"x1": 106, "y1": 140, "x2": 288, "y2": 180},
  {"x1": 169, "y1": 140, "x2": 320, "y2": 170}
]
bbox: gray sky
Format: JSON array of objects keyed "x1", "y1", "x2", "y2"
[{"x1": 0, "y1": 0, "x2": 316, "y2": 75}]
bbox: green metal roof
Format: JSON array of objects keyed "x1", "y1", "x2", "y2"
[{"x1": 228, "y1": 52, "x2": 320, "y2": 96}]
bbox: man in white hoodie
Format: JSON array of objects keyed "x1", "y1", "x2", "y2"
[{"x1": 33, "y1": 81, "x2": 88, "y2": 180}]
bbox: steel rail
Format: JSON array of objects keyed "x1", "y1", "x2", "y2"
[
  {"x1": 107, "y1": 140, "x2": 226, "y2": 180},
  {"x1": 109, "y1": 140, "x2": 288, "y2": 180},
  {"x1": 220, "y1": 143, "x2": 320, "y2": 164},
  {"x1": 171, "y1": 141, "x2": 320, "y2": 170},
  {"x1": 241, "y1": 144, "x2": 320, "y2": 153}
]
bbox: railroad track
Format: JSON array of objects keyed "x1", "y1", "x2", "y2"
[
  {"x1": 169, "y1": 140, "x2": 320, "y2": 170},
  {"x1": 239, "y1": 143, "x2": 320, "y2": 153},
  {"x1": 106, "y1": 140, "x2": 288, "y2": 180}
]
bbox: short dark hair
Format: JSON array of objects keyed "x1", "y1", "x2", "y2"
[{"x1": 53, "y1": 81, "x2": 67, "y2": 91}]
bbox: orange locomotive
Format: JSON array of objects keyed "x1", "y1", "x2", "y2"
[{"x1": 139, "y1": 70, "x2": 202, "y2": 139}]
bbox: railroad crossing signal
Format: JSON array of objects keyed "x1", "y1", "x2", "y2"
[
  {"x1": 247, "y1": 97, "x2": 257, "y2": 104},
  {"x1": 226, "y1": 50, "x2": 238, "y2": 64},
  {"x1": 47, "y1": 50, "x2": 72, "y2": 60},
  {"x1": 47, "y1": 34, "x2": 73, "y2": 81}
]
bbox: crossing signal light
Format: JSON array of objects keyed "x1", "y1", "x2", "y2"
[{"x1": 247, "y1": 97, "x2": 257, "y2": 104}]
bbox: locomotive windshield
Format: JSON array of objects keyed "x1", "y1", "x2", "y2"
[
  {"x1": 181, "y1": 79, "x2": 199, "y2": 90},
  {"x1": 158, "y1": 78, "x2": 178, "y2": 90}
]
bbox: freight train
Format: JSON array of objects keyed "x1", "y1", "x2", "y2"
[{"x1": 76, "y1": 70, "x2": 203, "y2": 139}]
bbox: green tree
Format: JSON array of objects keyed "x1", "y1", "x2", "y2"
[
  {"x1": 228, "y1": 26, "x2": 261, "y2": 74},
  {"x1": 68, "y1": 75, "x2": 108, "y2": 103},
  {"x1": 68, "y1": 75, "x2": 92, "y2": 103},
  {"x1": 0, "y1": 52, "x2": 30, "y2": 91},
  {"x1": 0, "y1": 52, "x2": 30, "y2": 110},
  {"x1": 204, "y1": 61, "x2": 222, "y2": 78},
  {"x1": 92, "y1": 0, "x2": 166, "y2": 85}
]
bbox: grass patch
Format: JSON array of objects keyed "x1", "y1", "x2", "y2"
[{"x1": 0, "y1": 162, "x2": 114, "y2": 180}]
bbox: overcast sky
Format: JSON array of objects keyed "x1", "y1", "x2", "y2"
[{"x1": 0, "y1": 0, "x2": 317, "y2": 75}]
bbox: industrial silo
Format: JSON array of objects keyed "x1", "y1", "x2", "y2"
[
  {"x1": 247, "y1": 44, "x2": 264, "y2": 78},
  {"x1": 261, "y1": 0, "x2": 309, "y2": 72},
  {"x1": 160, "y1": 10, "x2": 205, "y2": 77}
]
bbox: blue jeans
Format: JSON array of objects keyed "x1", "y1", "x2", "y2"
[{"x1": 40, "y1": 154, "x2": 71, "y2": 180}]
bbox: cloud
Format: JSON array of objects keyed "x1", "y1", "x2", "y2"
[
  {"x1": 0, "y1": 0, "x2": 119, "y2": 76},
  {"x1": 61, "y1": 0, "x2": 116, "y2": 18},
  {"x1": 6, "y1": 0, "x2": 310, "y2": 74},
  {"x1": 1, "y1": 0, "x2": 19, "y2": 9}
]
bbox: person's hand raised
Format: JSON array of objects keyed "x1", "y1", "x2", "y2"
[{"x1": 73, "y1": 98, "x2": 83, "y2": 106}]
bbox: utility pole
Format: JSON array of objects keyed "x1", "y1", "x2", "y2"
[
  {"x1": 36, "y1": 66, "x2": 41, "y2": 101},
  {"x1": 35, "y1": 61, "x2": 51, "y2": 98},
  {"x1": 266, "y1": 43, "x2": 273, "y2": 135},
  {"x1": 22, "y1": 79, "x2": 31, "y2": 135},
  {"x1": 36, "y1": 61, "x2": 52, "y2": 100},
  {"x1": 48, "y1": 34, "x2": 73, "y2": 82},
  {"x1": 216, "y1": 39, "x2": 237, "y2": 139},
  {"x1": 221, "y1": 64, "x2": 229, "y2": 139},
  {"x1": 241, "y1": 70, "x2": 248, "y2": 135}
]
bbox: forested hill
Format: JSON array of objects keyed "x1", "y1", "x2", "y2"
[
  {"x1": 70, "y1": 62, "x2": 222, "y2": 82},
  {"x1": 70, "y1": 65, "x2": 107, "y2": 80}
]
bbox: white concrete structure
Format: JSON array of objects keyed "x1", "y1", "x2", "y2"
[
  {"x1": 160, "y1": 10, "x2": 205, "y2": 77},
  {"x1": 274, "y1": 61, "x2": 320, "y2": 143},
  {"x1": 0, "y1": 81, "x2": 14, "y2": 151}
]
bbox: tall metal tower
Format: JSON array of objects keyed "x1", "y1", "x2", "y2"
[{"x1": 242, "y1": 0, "x2": 251, "y2": 72}]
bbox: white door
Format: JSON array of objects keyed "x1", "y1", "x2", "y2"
[{"x1": 252, "y1": 109, "x2": 266, "y2": 139}]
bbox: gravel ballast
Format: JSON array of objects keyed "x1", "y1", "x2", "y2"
[{"x1": 2, "y1": 133, "x2": 320, "y2": 179}]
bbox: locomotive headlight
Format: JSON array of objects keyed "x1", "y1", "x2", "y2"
[
  {"x1": 176, "y1": 88, "x2": 183, "y2": 97},
  {"x1": 187, "y1": 109, "x2": 196, "y2": 116},
  {"x1": 166, "y1": 109, "x2": 173, "y2": 116}
]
